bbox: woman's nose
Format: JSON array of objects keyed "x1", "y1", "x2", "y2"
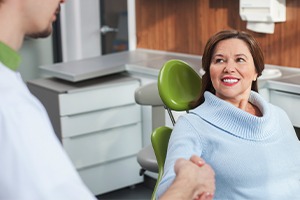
[{"x1": 223, "y1": 60, "x2": 235, "y2": 73}]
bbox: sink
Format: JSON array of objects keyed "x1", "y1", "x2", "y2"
[
  {"x1": 259, "y1": 69, "x2": 282, "y2": 80},
  {"x1": 267, "y1": 73, "x2": 300, "y2": 95}
]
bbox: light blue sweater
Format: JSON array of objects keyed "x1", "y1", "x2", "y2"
[{"x1": 157, "y1": 91, "x2": 300, "y2": 200}]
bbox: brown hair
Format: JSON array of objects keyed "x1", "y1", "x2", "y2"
[{"x1": 196, "y1": 30, "x2": 265, "y2": 105}]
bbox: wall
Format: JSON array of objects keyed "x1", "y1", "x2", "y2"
[
  {"x1": 136, "y1": 0, "x2": 300, "y2": 68},
  {"x1": 18, "y1": 37, "x2": 53, "y2": 81}
]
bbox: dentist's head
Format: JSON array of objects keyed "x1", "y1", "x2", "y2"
[
  {"x1": 24, "y1": 0, "x2": 66, "y2": 39},
  {"x1": 0, "y1": 0, "x2": 66, "y2": 50}
]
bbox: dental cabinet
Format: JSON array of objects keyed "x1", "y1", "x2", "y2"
[{"x1": 27, "y1": 74, "x2": 143, "y2": 195}]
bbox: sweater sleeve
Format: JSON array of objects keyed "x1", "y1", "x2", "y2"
[{"x1": 156, "y1": 115, "x2": 204, "y2": 199}]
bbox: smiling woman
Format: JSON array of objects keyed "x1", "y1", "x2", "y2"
[
  {"x1": 209, "y1": 38, "x2": 260, "y2": 113},
  {"x1": 199, "y1": 30, "x2": 265, "y2": 105},
  {"x1": 156, "y1": 30, "x2": 300, "y2": 200}
]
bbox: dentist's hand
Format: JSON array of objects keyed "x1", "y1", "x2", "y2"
[{"x1": 160, "y1": 155, "x2": 215, "y2": 200}]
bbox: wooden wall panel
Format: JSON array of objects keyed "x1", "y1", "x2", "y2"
[{"x1": 136, "y1": 0, "x2": 300, "y2": 68}]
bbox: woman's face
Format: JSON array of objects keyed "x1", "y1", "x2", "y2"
[{"x1": 209, "y1": 38, "x2": 258, "y2": 104}]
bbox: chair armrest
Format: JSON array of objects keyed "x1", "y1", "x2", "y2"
[{"x1": 134, "y1": 82, "x2": 164, "y2": 106}]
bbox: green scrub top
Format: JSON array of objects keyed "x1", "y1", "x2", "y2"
[{"x1": 0, "y1": 41, "x2": 21, "y2": 71}]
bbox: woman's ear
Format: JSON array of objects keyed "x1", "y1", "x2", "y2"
[{"x1": 253, "y1": 72, "x2": 258, "y2": 81}]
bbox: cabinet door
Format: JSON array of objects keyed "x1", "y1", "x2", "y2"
[
  {"x1": 78, "y1": 156, "x2": 143, "y2": 195},
  {"x1": 63, "y1": 123, "x2": 142, "y2": 169}
]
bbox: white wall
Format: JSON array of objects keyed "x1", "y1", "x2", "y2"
[{"x1": 18, "y1": 37, "x2": 53, "y2": 81}]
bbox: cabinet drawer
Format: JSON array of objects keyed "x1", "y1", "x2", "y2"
[
  {"x1": 63, "y1": 123, "x2": 142, "y2": 169},
  {"x1": 78, "y1": 156, "x2": 143, "y2": 195},
  {"x1": 61, "y1": 104, "x2": 140, "y2": 138},
  {"x1": 59, "y1": 81, "x2": 140, "y2": 116},
  {"x1": 270, "y1": 90, "x2": 300, "y2": 127}
]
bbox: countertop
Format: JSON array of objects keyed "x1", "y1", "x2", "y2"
[
  {"x1": 39, "y1": 48, "x2": 300, "y2": 95},
  {"x1": 40, "y1": 49, "x2": 202, "y2": 82}
]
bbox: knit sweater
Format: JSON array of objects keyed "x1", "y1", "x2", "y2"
[{"x1": 157, "y1": 91, "x2": 300, "y2": 200}]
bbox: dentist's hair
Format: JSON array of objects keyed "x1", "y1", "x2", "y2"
[{"x1": 196, "y1": 30, "x2": 265, "y2": 105}]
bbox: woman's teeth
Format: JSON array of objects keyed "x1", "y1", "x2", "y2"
[{"x1": 223, "y1": 79, "x2": 238, "y2": 83}]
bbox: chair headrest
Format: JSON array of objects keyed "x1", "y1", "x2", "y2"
[{"x1": 158, "y1": 59, "x2": 202, "y2": 111}]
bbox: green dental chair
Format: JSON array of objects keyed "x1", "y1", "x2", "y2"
[{"x1": 151, "y1": 59, "x2": 202, "y2": 199}]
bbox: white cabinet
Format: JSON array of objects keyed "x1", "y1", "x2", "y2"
[
  {"x1": 27, "y1": 74, "x2": 143, "y2": 195},
  {"x1": 270, "y1": 90, "x2": 300, "y2": 128},
  {"x1": 269, "y1": 89, "x2": 300, "y2": 139}
]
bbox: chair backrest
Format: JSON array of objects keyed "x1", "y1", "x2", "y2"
[{"x1": 151, "y1": 59, "x2": 202, "y2": 199}]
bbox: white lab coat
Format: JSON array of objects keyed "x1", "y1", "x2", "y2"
[{"x1": 0, "y1": 62, "x2": 96, "y2": 200}]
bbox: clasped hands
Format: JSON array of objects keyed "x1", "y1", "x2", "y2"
[
  {"x1": 160, "y1": 154, "x2": 215, "y2": 200},
  {"x1": 176, "y1": 155, "x2": 215, "y2": 200}
]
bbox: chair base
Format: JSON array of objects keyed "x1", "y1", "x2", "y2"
[{"x1": 139, "y1": 168, "x2": 146, "y2": 176}]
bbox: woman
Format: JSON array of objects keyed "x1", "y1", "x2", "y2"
[{"x1": 156, "y1": 30, "x2": 300, "y2": 199}]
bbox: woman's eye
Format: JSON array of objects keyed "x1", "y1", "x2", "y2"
[
  {"x1": 215, "y1": 58, "x2": 224, "y2": 63},
  {"x1": 237, "y1": 58, "x2": 245, "y2": 62}
]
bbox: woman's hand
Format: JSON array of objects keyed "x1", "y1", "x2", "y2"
[
  {"x1": 174, "y1": 155, "x2": 215, "y2": 200},
  {"x1": 160, "y1": 155, "x2": 215, "y2": 200}
]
